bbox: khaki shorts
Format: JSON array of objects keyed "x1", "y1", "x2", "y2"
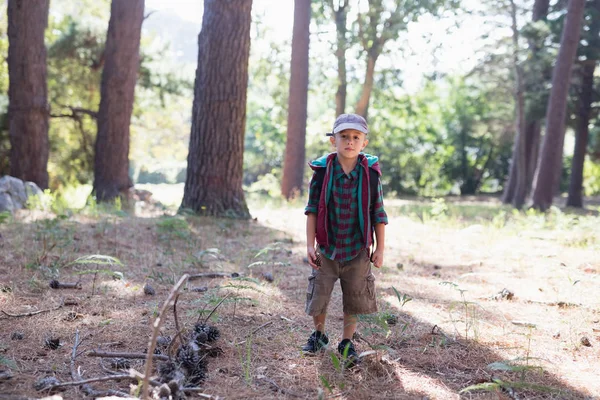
[{"x1": 305, "y1": 248, "x2": 378, "y2": 316}]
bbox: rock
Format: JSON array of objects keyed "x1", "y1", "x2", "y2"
[
  {"x1": 0, "y1": 176, "x2": 43, "y2": 212},
  {"x1": 581, "y1": 336, "x2": 592, "y2": 347}
]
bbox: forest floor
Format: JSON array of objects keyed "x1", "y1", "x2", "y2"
[{"x1": 1, "y1": 190, "x2": 599, "y2": 400}]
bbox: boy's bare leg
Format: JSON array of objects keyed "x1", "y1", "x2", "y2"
[
  {"x1": 342, "y1": 313, "x2": 357, "y2": 340},
  {"x1": 313, "y1": 314, "x2": 326, "y2": 333}
]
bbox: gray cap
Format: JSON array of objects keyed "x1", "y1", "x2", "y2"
[{"x1": 326, "y1": 113, "x2": 368, "y2": 136}]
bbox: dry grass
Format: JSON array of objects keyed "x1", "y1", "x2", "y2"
[{"x1": 0, "y1": 194, "x2": 599, "y2": 399}]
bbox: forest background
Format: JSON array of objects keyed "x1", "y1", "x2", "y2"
[
  {"x1": 2, "y1": 1, "x2": 600, "y2": 399},
  {"x1": 3, "y1": 0, "x2": 600, "y2": 209}
]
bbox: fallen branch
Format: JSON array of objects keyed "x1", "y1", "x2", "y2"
[
  {"x1": 188, "y1": 272, "x2": 240, "y2": 280},
  {"x1": 87, "y1": 350, "x2": 169, "y2": 361},
  {"x1": 141, "y1": 274, "x2": 190, "y2": 400},
  {"x1": 1, "y1": 302, "x2": 63, "y2": 318},
  {"x1": 70, "y1": 330, "x2": 129, "y2": 397},
  {"x1": 45, "y1": 374, "x2": 142, "y2": 389}
]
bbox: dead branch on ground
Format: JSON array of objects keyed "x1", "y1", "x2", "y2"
[
  {"x1": 87, "y1": 350, "x2": 169, "y2": 361},
  {"x1": 141, "y1": 273, "x2": 190, "y2": 399},
  {"x1": 1, "y1": 302, "x2": 63, "y2": 318}
]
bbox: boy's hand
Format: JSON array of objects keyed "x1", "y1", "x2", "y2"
[
  {"x1": 307, "y1": 246, "x2": 320, "y2": 270},
  {"x1": 370, "y1": 247, "x2": 384, "y2": 268}
]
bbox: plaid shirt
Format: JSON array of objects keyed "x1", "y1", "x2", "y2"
[{"x1": 305, "y1": 158, "x2": 388, "y2": 262}]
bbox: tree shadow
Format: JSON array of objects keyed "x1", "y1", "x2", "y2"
[{"x1": 0, "y1": 211, "x2": 596, "y2": 399}]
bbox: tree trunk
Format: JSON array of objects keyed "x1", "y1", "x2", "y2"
[
  {"x1": 181, "y1": 0, "x2": 253, "y2": 218},
  {"x1": 502, "y1": 0, "x2": 549, "y2": 205},
  {"x1": 567, "y1": 61, "x2": 595, "y2": 207},
  {"x1": 281, "y1": 0, "x2": 311, "y2": 200},
  {"x1": 525, "y1": 120, "x2": 541, "y2": 194},
  {"x1": 532, "y1": 0, "x2": 586, "y2": 211},
  {"x1": 93, "y1": 0, "x2": 144, "y2": 202},
  {"x1": 355, "y1": 51, "x2": 378, "y2": 119},
  {"x1": 7, "y1": 0, "x2": 50, "y2": 189},
  {"x1": 510, "y1": 0, "x2": 527, "y2": 209},
  {"x1": 331, "y1": 0, "x2": 348, "y2": 116}
]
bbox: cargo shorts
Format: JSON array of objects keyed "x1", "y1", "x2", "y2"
[{"x1": 305, "y1": 248, "x2": 378, "y2": 316}]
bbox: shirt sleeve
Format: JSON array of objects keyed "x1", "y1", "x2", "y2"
[
  {"x1": 304, "y1": 171, "x2": 321, "y2": 215},
  {"x1": 372, "y1": 179, "x2": 388, "y2": 225}
]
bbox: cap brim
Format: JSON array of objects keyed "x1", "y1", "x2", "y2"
[{"x1": 332, "y1": 122, "x2": 368, "y2": 134}]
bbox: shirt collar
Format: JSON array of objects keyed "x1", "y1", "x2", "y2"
[{"x1": 333, "y1": 158, "x2": 360, "y2": 180}]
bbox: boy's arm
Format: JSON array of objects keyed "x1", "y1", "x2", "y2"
[
  {"x1": 306, "y1": 213, "x2": 318, "y2": 269},
  {"x1": 371, "y1": 223, "x2": 385, "y2": 268}
]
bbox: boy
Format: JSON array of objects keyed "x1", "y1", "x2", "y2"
[{"x1": 302, "y1": 113, "x2": 388, "y2": 367}]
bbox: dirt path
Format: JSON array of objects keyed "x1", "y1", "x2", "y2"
[{"x1": 0, "y1": 202, "x2": 599, "y2": 399}]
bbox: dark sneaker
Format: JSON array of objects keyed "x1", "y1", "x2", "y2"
[
  {"x1": 301, "y1": 331, "x2": 329, "y2": 353},
  {"x1": 337, "y1": 339, "x2": 359, "y2": 368}
]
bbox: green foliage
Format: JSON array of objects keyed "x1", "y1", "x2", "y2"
[
  {"x1": 0, "y1": 355, "x2": 16, "y2": 370},
  {"x1": 583, "y1": 156, "x2": 600, "y2": 195},
  {"x1": 0, "y1": 211, "x2": 10, "y2": 225}
]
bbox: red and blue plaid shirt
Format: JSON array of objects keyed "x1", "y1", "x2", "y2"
[{"x1": 305, "y1": 158, "x2": 388, "y2": 261}]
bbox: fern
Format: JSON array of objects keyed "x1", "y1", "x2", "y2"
[{"x1": 67, "y1": 254, "x2": 123, "y2": 266}]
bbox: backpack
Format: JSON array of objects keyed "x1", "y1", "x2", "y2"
[{"x1": 313, "y1": 167, "x2": 380, "y2": 211}]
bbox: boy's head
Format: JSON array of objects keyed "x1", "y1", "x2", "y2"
[{"x1": 327, "y1": 114, "x2": 369, "y2": 158}]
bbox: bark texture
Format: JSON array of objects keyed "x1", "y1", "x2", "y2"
[
  {"x1": 93, "y1": 0, "x2": 144, "y2": 202},
  {"x1": 281, "y1": 0, "x2": 311, "y2": 199},
  {"x1": 502, "y1": 0, "x2": 549, "y2": 206},
  {"x1": 532, "y1": 0, "x2": 586, "y2": 210},
  {"x1": 7, "y1": 0, "x2": 50, "y2": 189},
  {"x1": 181, "y1": 0, "x2": 253, "y2": 218},
  {"x1": 330, "y1": 0, "x2": 349, "y2": 116}
]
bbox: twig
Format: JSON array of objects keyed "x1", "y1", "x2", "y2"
[
  {"x1": 511, "y1": 320, "x2": 537, "y2": 328},
  {"x1": 203, "y1": 292, "x2": 232, "y2": 324},
  {"x1": 1, "y1": 303, "x2": 63, "y2": 318},
  {"x1": 181, "y1": 388, "x2": 218, "y2": 397},
  {"x1": 188, "y1": 272, "x2": 239, "y2": 280},
  {"x1": 141, "y1": 274, "x2": 190, "y2": 400},
  {"x1": 172, "y1": 294, "x2": 182, "y2": 353},
  {"x1": 87, "y1": 350, "x2": 169, "y2": 361},
  {"x1": 235, "y1": 320, "x2": 274, "y2": 345},
  {"x1": 166, "y1": 328, "x2": 185, "y2": 358},
  {"x1": 256, "y1": 375, "x2": 303, "y2": 398},
  {"x1": 46, "y1": 374, "x2": 143, "y2": 389},
  {"x1": 70, "y1": 330, "x2": 129, "y2": 397}
]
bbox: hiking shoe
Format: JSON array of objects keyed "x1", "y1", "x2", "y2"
[
  {"x1": 301, "y1": 331, "x2": 329, "y2": 353},
  {"x1": 337, "y1": 339, "x2": 359, "y2": 368}
]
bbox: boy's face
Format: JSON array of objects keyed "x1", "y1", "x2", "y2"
[{"x1": 330, "y1": 129, "x2": 368, "y2": 159}]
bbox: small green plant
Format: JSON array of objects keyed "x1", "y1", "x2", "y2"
[
  {"x1": 191, "y1": 248, "x2": 220, "y2": 268},
  {"x1": 68, "y1": 254, "x2": 124, "y2": 295},
  {"x1": 238, "y1": 334, "x2": 253, "y2": 384},
  {"x1": 392, "y1": 286, "x2": 412, "y2": 307},
  {"x1": 440, "y1": 281, "x2": 483, "y2": 340},
  {"x1": 0, "y1": 211, "x2": 11, "y2": 224},
  {"x1": 0, "y1": 355, "x2": 16, "y2": 369}
]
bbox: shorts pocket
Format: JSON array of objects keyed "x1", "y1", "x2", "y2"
[
  {"x1": 306, "y1": 275, "x2": 316, "y2": 301},
  {"x1": 366, "y1": 273, "x2": 376, "y2": 299}
]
